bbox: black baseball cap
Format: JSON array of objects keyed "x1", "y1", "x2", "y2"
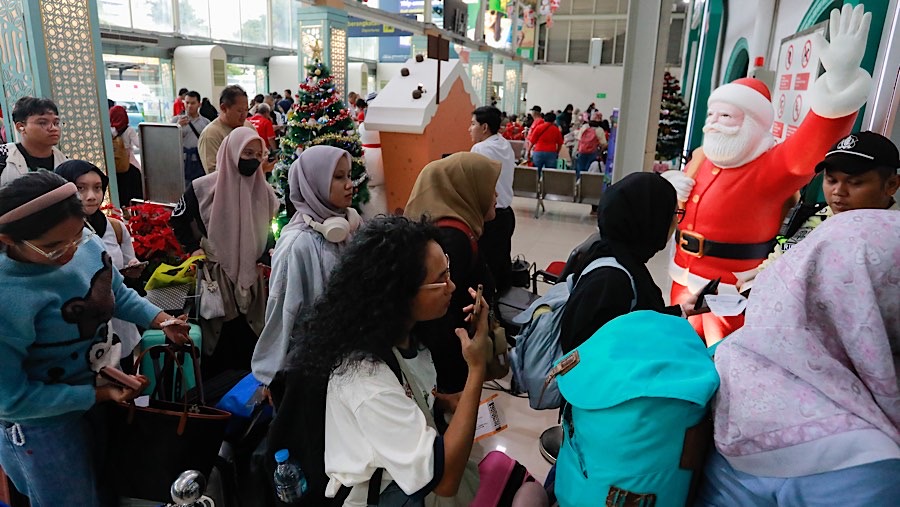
[
  {"x1": 530, "y1": 105, "x2": 542, "y2": 113},
  {"x1": 815, "y1": 131, "x2": 900, "y2": 175}
]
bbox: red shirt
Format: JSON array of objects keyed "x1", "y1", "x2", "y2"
[
  {"x1": 248, "y1": 114, "x2": 275, "y2": 142},
  {"x1": 503, "y1": 123, "x2": 525, "y2": 141},
  {"x1": 528, "y1": 121, "x2": 563, "y2": 153},
  {"x1": 173, "y1": 99, "x2": 185, "y2": 116}
]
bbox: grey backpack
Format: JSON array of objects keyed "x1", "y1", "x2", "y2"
[{"x1": 509, "y1": 257, "x2": 635, "y2": 410}]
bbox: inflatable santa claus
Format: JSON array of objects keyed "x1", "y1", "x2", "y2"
[{"x1": 663, "y1": 4, "x2": 873, "y2": 344}]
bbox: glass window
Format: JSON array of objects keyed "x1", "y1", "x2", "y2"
[
  {"x1": 179, "y1": 0, "x2": 211, "y2": 38},
  {"x1": 210, "y1": 0, "x2": 242, "y2": 42},
  {"x1": 227, "y1": 63, "x2": 260, "y2": 96},
  {"x1": 130, "y1": 0, "x2": 174, "y2": 32},
  {"x1": 348, "y1": 37, "x2": 379, "y2": 61},
  {"x1": 98, "y1": 0, "x2": 132, "y2": 28},
  {"x1": 240, "y1": 0, "x2": 269, "y2": 46},
  {"x1": 546, "y1": 21, "x2": 569, "y2": 63},
  {"x1": 271, "y1": 0, "x2": 294, "y2": 48}
]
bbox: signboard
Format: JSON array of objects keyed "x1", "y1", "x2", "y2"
[
  {"x1": 139, "y1": 123, "x2": 184, "y2": 204},
  {"x1": 348, "y1": 17, "x2": 413, "y2": 37},
  {"x1": 596, "y1": 93, "x2": 607, "y2": 99},
  {"x1": 771, "y1": 22, "x2": 827, "y2": 143}
]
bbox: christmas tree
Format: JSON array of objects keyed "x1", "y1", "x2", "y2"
[
  {"x1": 274, "y1": 59, "x2": 368, "y2": 215},
  {"x1": 655, "y1": 71, "x2": 688, "y2": 163}
]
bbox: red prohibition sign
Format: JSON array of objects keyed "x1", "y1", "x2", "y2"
[
  {"x1": 778, "y1": 94, "x2": 786, "y2": 117},
  {"x1": 792, "y1": 95, "x2": 803, "y2": 122},
  {"x1": 785, "y1": 45, "x2": 794, "y2": 69},
  {"x1": 801, "y1": 40, "x2": 812, "y2": 68}
]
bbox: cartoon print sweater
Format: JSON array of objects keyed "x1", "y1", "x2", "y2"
[{"x1": 0, "y1": 231, "x2": 160, "y2": 425}]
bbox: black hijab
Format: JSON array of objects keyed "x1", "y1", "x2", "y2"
[
  {"x1": 573, "y1": 172, "x2": 676, "y2": 310},
  {"x1": 54, "y1": 160, "x2": 110, "y2": 238}
]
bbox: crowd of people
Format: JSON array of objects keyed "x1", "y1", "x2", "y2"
[{"x1": 0, "y1": 69, "x2": 898, "y2": 506}]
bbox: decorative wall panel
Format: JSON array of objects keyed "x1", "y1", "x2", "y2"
[
  {"x1": 330, "y1": 27, "x2": 346, "y2": 97},
  {"x1": 0, "y1": 0, "x2": 36, "y2": 137},
  {"x1": 37, "y1": 0, "x2": 108, "y2": 172}
]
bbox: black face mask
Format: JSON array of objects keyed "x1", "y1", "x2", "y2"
[{"x1": 238, "y1": 158, "x2": 260, "y2": 177}]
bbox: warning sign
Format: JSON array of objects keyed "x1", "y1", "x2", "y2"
[{"x1": 771, "y1": 21, "x2": 827, "y2": 143}]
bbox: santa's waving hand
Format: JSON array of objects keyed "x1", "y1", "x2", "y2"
[
  {"x1": 665, "y1": 4, "x2": 872, "y2": 345},
  {"x1": 809, "y1": 3, "x2": 872, "y2": 118}
]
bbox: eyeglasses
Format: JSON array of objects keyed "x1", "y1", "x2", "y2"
[
  {"x1": 26, "y1": 119, "x2": 64, "y2": 130},
  {"x1": 21, "y1": 222, "x2": 94, "y2": 261},
  {"x1": 420, "y1": 254, "x2": 451, "y2": 290},
  {"x1": 675, "y1": 208, "x2": 686, "y2": 224}
]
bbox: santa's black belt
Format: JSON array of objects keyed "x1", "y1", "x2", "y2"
[{"x1": 677, "y1": 230, "x2": 776, "y2": 260}]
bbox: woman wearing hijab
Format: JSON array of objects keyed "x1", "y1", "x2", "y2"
[
  {"x1": 251, "y1": 145, "x2": 358, "y2": 385},
  {"x1": 405, "y1": 152, "x2": 500, "y2": 395},
  {"x1": 560, "y1": 172, "x2": 702, "y2": 353},
  {"x1": 170, "y1": 126, "x2": 279, "y2": 376},
  {"x1": 109, "y1": 104, "x2": 143, "y2": 206},
  {"x1": 55, "y1": 160, "x2": 145, "y2": 361},
  {"x1": 697, "y1": 210, "x2": 900, "y2": 506}
]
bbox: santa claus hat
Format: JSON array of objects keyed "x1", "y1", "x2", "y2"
[{"x1": 707, "y1": 78, "x2": 774, "y2": 128}]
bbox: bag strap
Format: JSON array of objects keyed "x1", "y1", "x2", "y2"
[
  {"x1": 436, "y1": 218, "x2": 478, "y2": 259},
  {"x1": 574, "y1": 256, "x2": 637, "y2": 311},
  {"x1": 187, "y1": 120, "x2": 202, "y2": 138},
  {"x1": 108, "y1": 217, "x2": 124, "y2": 245},
  {"x1": 392, "y1": 348, "x2": 437, "y2": 429}
]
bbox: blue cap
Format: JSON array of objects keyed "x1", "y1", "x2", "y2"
[{"x1": 275, "y1": 449, "x2": 290, "y2": 463}]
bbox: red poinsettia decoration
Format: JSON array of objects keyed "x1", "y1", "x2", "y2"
[{"x1": 124, "y1": 202, "x2": 186, "y2": 262}]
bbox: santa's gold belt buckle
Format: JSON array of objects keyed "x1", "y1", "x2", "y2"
[{"x1": 679, "y1": 230, "x2": 706, "y2": 258}]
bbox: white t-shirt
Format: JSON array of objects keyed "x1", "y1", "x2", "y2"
[
  {"x1": 471, "y1": 134, "x2": 516, "y2": 209},
  {"x1": 99, "y1": 218, "x2": 143, "y2": 357},
  {"x1": 325, "y1": 357, "x2": 439, "y2": 506}
]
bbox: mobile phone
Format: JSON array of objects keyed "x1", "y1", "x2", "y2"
[
  {"x1": 100, "y1": 367, "x2": 143, "y2": 390},
  {"x1": 694, "y1": 278, "x2": 721, "y2": 311},
  {"x1": 119, "y1": 261, "x2": 148, "y2": 276},
  {"x1": 468, "y1": 284, "x2": 485, "y2": 338}
]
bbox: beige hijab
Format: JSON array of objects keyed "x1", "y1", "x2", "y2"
[
  {"x1": 192, "y1": 126, "x2": 279, "y2": 291},
  {"x1": 405, "y1": 152, "x2": 500, "y2": 237}
]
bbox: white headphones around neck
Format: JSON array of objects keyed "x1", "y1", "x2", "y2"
[{"x1": 303, "y1": 207, "x2": 361, "y2": 243}]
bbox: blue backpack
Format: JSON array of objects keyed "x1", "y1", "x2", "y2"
[
  {"x1": 554, "y1": 311, "x2": 719, "y2": 507},
  {"x1": 509, "y1": 257, "x2": 635, "y2": 410}
]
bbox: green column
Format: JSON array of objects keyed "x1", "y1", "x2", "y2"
[
  {"x1": 0, "y1": 0, "x2": 117, "y2": 202},
  {"x1": 468, "y1": 51, "x2": 493, "y2": 107},
  {"x1": 297, "y1": 6, "x2": 349, "y2": 98},
  {"x1": 502, "y1": 60, "x2": 522, "y2": 116}
]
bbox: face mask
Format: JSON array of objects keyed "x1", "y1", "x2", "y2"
[{"x1": 238, "y1": 158, "x2": 260, "y2": 177}]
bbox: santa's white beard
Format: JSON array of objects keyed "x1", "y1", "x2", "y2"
[{"x1": 702, "y1": 119, "x2": 775, "y2": 168}]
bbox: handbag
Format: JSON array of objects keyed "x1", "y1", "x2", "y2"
[
  {"x1": 510, "y1": 255, "x2": 532, "y2": 289},
  {"x1": 107, "y1": 343, "x2": 231, "y2": 502},
  {"x1": 144, "y1": 255, "x2": 205, "y2": 313},
  {"x1": 199, "y1": 263, "x2": 226, "y2": 320}
]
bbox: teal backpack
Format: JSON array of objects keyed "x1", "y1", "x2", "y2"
[{"x1": 554, "y1": 311, "x2": 719, "y2": 507}]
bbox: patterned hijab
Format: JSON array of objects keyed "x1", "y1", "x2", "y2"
[
  {"x1": 713, "y1": 210, "x2": 900, "y2": 463},
  {"x1": 192, "y1": 127, "x2": 279, "y2": 290},
  {"x1": 404, "y1": 152, "x2": 500, "y2": 237}
]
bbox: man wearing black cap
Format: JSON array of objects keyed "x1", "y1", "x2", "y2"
[{"x1": 738, "y1": 131, "x2": 899, "y2": 288}]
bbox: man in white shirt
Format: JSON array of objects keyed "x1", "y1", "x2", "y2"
[
  {"x1": 469, "y1": 106, "x2": 517, "y2": 293},
  {"x1": 171, "y1": 90, "x2": 210, "y2": 185}
]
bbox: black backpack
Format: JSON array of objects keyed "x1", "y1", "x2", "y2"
[{"x1": 266, "y1": 356, "x2": 402, "y2": 506}]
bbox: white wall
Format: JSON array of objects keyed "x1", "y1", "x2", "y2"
[
  {"x1": 269, "y1": 56, "x2": 299, "y2": 97},
  {"x1": 376, "y1": 62, "x2": 406, "y2": 90},
  {"x1": 769, "y1": 0, "x2": 814, "y2": 69},
  {"x1": 719, "y1": 0, "x2": 760, "y2": 85},
  {"x1": 522, "y1": 64, "x2": 625, "y2": 116}
]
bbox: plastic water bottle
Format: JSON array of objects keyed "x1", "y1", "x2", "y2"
[{"x1": 273, "y1": 449, "x2": 308, "y2": 503}]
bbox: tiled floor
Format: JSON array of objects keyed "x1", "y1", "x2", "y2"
[{"x1": 483, "y1": 196, "x2": 674, "y2": 482}]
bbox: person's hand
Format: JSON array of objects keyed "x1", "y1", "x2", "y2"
[
  {"x1": 661, "y1": 170, "x2": 696, "y2": 202},
  {"x1": 127, "y1": 258, "x2": 140, "y2": 266},
  {"x1": 456, "y1": 287, "x2": 491, "y2": 371},
  {"x1": 435, "y1": 392, "x2": 461, "y2": 414},
  {"x1": 159, "y1": 313, "x2": 191, "y2": 345},
  {"x1": 813, "y1": 4, "x2": 871, "y2": 92},
  {"x1": 734, "y1": 267, "x2": 759, "y2": 293},
  {"x1": 191, "y1": 248, "x2": 205, "y2": 257},
  {"x1": 177, "y1": 115, "x2": 190, "y2": 126},
  {"x1": 262, "y1": 158, "x2": 276, "y2": 174},
  {"x1": 680, "y1": 289, "x2": 713, "y2": 317},
  {"x1": 96, "y1": 375, "x2": 149, "y2": 403}
]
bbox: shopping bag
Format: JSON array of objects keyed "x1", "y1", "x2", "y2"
[
  {"x1": 144, "y1": 255, "x2": 204, "y2": 313},
  {"x1": 107, "y1": 343, "x2": 230, "y2": 502}
]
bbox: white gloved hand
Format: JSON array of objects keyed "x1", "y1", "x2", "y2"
[
  {"x1": 661, "y1": 170, "x2": 696, "y2": 202},
  {"x1": 809, "y1": 4, "x2": 872, "y2": 118}
]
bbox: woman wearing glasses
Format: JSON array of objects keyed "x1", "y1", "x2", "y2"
[
  {"x1": 0, "y1": 96, "x2": 68, "y2": 187},
  {"x1": 405, "y1": 152, "x2": 500, "y2": 396},
  {"x1": 0, "y1": 170, "x2": 190, "y2": 506},
  {"x1": 251, "y1": 145, "x2": 359, "y2": 386},
  {"x1": 170, "y1": 126, "x2": 279, "y2": 377},
  {"x1": 274, "y1": 216, "x2": 492, "y2": 505}
]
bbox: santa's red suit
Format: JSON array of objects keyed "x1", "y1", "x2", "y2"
[{"x1": 669, "y1": 77, "x2": 863, "y2": 343}]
